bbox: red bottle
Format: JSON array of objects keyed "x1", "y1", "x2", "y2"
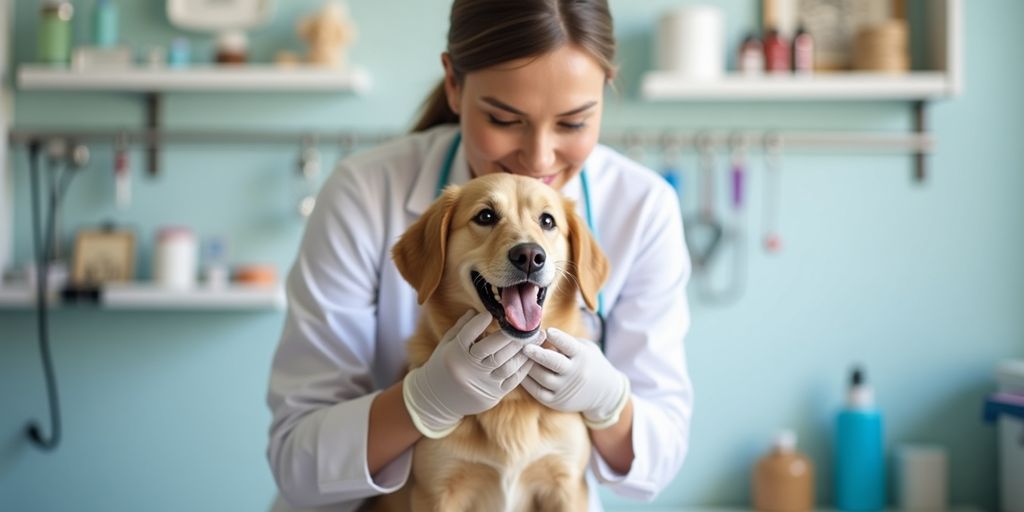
[{"x1": 763, "y1": 28, "x2": 790, "y2": 74}]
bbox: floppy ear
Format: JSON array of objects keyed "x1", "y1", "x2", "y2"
[
  {"x1": 392, "y1": 185, "x2": 460, "y2": 304},
  {"x1": 563, "y1": 198, "x2": 609, "y2": 312}
]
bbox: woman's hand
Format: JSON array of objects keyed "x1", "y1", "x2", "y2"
[
  {"x1": 521, "y1": 327, "x2": 630, "y2": 429},
  {"x1": 403, "y1": 311, "x2": 534, "y2": 438}
]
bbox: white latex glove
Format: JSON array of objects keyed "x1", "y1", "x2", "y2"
[
  {"x1": 403, "y1": 311, "x2": 535, "y2": 438},
  {"x1": 521, "y1": 327, "x2": 631, "y2": 430}
]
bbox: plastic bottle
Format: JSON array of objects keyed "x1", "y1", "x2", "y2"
[
  {"x1": 738, "y1": 32, "x2": 765, "y2": 76},
  {"x1": 763, "y1": 27, "x2": 790, "y2": 74},
  {"x1": 792, "y1": 25, "x2": 814, "y2": 75},
  {"x1": 92, "y1": 0, "x2": 119, "y2": 48},
  {"x1": 753, "y1": 429, "x2": 815, "y2": 511},
  {"x1": 835, "y1": 366, "x2": 886, "y2": 511}
]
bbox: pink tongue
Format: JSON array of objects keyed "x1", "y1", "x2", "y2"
[{"x1": 501, "y1": 284, "x2": 542, "y2": 332}]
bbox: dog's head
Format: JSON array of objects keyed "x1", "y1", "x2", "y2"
[{"x1": 393, "y1": 173, "x2": 608, "y2": 339}]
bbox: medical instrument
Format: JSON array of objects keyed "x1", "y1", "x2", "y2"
[
  {"x1": 684, "y1": 133, "x2": 723, "y2": 270},
  {"x1": 296, "y1": 136, "x2": 321, "y2": 218},
  {"x1": 762, "y1": 132, "x2": 784, "y2": 253},
  {"x1": 660, "y1": 132, "x2": 685, "y2": 204},
  {"x1": 696, "y1": 133, "x2": 748, "y2": 305},
  {"x1": 436, "y1": 133, "x2": 608, "y2": 352},
  {"x1": 25, "y1": 137, "x2": 89, "y2": 451},
  {"x1": 114, "y1": 131, "x2": 131, "y2": 210}
]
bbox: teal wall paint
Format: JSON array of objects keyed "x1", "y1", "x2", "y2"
[{"x1": 2, "y1": 1, "x2": 1022, "y2": 511}]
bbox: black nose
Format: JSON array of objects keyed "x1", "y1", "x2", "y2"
[{"x1": 508, "y1": 243, "x2": 546, "y2": 274}]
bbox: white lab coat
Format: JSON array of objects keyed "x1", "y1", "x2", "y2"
[{"x1": 266, "y1": 125, "x2": 693, "y2": 512}]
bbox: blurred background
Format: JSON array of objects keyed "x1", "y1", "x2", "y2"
[{"x1": 1, "y1": 0, "x2": 1022, "y2": 511}]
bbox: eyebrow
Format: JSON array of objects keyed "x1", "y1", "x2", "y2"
[{"x1": 481, "y1": 97, "x2": 597, "y2": 117}]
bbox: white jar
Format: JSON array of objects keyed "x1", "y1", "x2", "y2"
[
  {"x1": 154, "y1": 227, "x2": 197, "y2": 290},
  {"x1": 656, "y1": 6, "x2": 725, "y2": 81}
]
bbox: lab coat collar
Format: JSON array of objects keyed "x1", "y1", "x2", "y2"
[{"x1": 405, "y1": 125, "x2": 468, "y2": 216}]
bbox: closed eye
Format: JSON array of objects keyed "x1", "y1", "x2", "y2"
[{"x1": 488, "y1": 114, "x2": 519, "y2": 127}]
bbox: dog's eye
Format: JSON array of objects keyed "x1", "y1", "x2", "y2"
[
  {"x1": 473, "y1": 208, "x2": 499, "y2": 226},
  {"x1": 539, "y1": 213, "x2": 556, "y2": 231}
]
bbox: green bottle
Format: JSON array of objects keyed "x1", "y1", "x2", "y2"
[{"x1": 38, "y1": 1, "x2": 74, "y2": 65}]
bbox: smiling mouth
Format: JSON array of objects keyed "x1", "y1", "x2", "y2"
[
  {"x1": 497, "y1": 164, "x2": 558, "y2": 185},
  {"x1": 471, "y1": 270, "x2": 548, "y2": 338}
]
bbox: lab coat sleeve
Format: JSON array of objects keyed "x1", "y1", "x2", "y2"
[
  {"x1": 590, "y1": 184, "x2": 694, "y2": 501},
  {"x1": 266, "y1": 165, "x2": 412, "y2": 508}
]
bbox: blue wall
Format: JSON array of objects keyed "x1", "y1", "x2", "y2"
[{"x1": 2, "y1": 1, "x2": 1022, "y2": 510}]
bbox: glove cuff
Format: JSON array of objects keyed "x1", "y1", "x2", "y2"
[
  {"x1": 583, "y1": 373, "x2": 631, "y2": 430},
  {"x1": 402, "y1": 371, "x2": 463, "y2": 439}
]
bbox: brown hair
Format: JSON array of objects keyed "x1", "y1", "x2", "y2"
[{"x1": 412, "y1": 0, "x2": 617, "y2": 132}]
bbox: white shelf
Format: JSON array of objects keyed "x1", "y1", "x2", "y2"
[
  {"x1": 641, "y1": 72, "x2": 956, "y2": 101},
  {"x1": 0, "y1": 282, "x2": 285, "y2": 311},
  {"x1": 16, "y1": 64, "x2": 372, "y2": 93},
  {"x1": 0, "y1": 284, "x2": 42, "y2": 307},
  {"x1": 642, "y1": 0, "x2": 962, "y2": 103}
]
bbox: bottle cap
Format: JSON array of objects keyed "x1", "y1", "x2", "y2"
[
  {"x1": 847, "y1": 365, "x2": 875, "y2": 408},
  {"x1": 774, "y1": 429, "x2": 796, "y2": 452}
]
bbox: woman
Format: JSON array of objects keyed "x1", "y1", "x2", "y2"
[{"x1": 266, "y1": 1, "x2": 693, "y2": 510}]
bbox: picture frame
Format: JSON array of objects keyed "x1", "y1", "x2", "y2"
[
  {"x1": 71, "y1": 227, "x2": 136, "y2": 286},
  {"x1": 762, "y1": 0, "x2": 906, "y2": 71}
]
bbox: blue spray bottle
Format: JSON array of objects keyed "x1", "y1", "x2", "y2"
[{"x1": 835, "y1": 366, "x2": 885, "y2": 510}]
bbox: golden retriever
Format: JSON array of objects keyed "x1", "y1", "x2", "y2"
[{"x1": 378, "y1": 173, "x2": 609, "y2": 511}]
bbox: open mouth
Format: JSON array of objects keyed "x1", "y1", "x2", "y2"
[{"x1": 471, "y1": 270, "x2": 548, "y2": 338}]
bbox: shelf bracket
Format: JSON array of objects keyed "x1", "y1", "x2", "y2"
[
  {"x1": 146, "y1": 92, "x2": 161, "y2": 177},
  {"x1": 913, "y1": 100, "x2": 927, "y2": 183}
]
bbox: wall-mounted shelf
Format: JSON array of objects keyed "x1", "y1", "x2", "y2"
[
  {"x1": 641, "y1": 72, "x2": 954, "y2": 101},
  {"x1": 638, "y1": 0, "x2": 962, "y2": 181},
  {"x1": 0, "y1": 282, "x2": 285, "y2": 311},
  {"x1": 641, "y1": 0, "x2": 962, "y2": 103},
  {"x1": 15, "y1": 63, "x2": 373, "y2": 175},
  {"x1": 17, "y1": 64, "x2": 372, "y2": 93}
]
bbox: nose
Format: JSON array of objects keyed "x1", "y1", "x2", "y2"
[
  {"x1": 520, "y1": 131, "x2": 556, "y2": 174},
  {"x1": 508, "y1": 243, "x2": 546, "y2": 275}
]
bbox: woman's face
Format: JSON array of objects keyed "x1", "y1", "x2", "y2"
[{"x1": 443, "y1": 45, "x2": 606, "y2": 190}]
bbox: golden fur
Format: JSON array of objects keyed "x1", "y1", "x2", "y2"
[{"x1": 378, "y1": 173, "x2": 609, "y2": 511}]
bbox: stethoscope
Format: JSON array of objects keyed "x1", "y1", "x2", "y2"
[{"x1": 436, "y1": 132, "x2": 607, "y2": 351}]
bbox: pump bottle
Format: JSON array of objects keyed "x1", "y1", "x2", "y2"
[
  {"x1": 835, "y1": 366, "x2": 885, "y2": 510},
  {"x1": 753, "y1": 429, "x2": 815, "y2": 511}
]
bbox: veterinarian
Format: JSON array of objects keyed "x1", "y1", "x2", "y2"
[{"x1": 266, "y1": 0, "x2": 692, "y2": 510}]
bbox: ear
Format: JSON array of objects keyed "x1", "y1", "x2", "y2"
[
  {"x1": 441, "y1": 53, "x2": 461, "y2": 115},
  {"x1": 563, "y1": 198, "x2": 609, "y2": 311},
  {"x1": 393, "y1": 186, "x2": 461, "y2": 304}
]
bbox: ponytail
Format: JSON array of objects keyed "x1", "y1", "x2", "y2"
[{"x1": 412, "y1": 80, "x2": 460, "y2": 133}]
